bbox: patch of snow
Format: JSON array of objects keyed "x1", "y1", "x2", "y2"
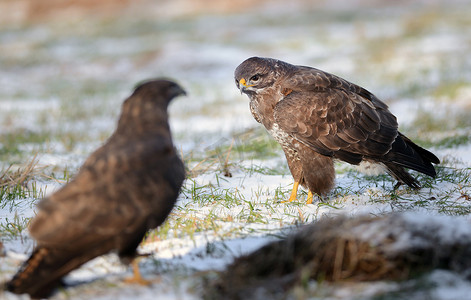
[{"x1": 425, "y1": 270, "x2": 471, "y2": 300}]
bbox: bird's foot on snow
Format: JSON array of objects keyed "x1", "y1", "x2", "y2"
[
  {"x1": 281, "y1": 181, "x2": 300, "y2": 203},
  {"x1": 306, "y1": 191, "x2": 313, "y2": 204},
  {"x1": 124, "y1": 259, "x2": 151, "y2": 286},
  {"x1": 393, "y1": 181, "x2": 403, "y2": 190}
]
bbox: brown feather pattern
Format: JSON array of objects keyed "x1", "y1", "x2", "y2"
[
  {"x1": 6, "y1": 79, "x2": 186, "y2": 298},
  {"x1": 235, "y1": 57, "x2": 439, "y2": 197}
]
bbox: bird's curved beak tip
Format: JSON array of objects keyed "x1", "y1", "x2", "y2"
[{"x1": 238, "y1": 78, "x2": 247, "y2": 94}]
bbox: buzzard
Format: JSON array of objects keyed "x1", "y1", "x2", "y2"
[
  {"x1": 235, "y1": 57, "x2": 439, "y2": 204},
  {"x1": 5, "y1": 79, "x2": 186, "y2": 298}
]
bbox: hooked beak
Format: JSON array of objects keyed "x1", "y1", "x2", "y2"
[
  {"x1": 238, "y1": 78, "x2": 251, "y2": 94},
  {"x1": 170, "y1": 85, "x2": 187, "y2": 99}
]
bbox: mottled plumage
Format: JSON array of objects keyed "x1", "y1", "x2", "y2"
[
  {"x1": 235, "y1": 57, "x2": 439, "y2": 203},
  {"x1": 5, "y1": 79, "x2": 186, "y2": 298}
]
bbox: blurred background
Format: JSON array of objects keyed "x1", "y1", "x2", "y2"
[
  {"x1": 0, "y1": 0, "x2": 470, "y2": 169},
  {"x1": 1, "y1": 2, "x2": 471, "y2": 298}
]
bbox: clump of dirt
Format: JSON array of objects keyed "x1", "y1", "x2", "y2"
[{"x1": 205, "y1": 213, "x2": 471, "y2": 299}]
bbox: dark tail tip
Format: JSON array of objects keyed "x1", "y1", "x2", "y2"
[
  {"x1": 5, "y1": 247, "x2": 57, "y2": 298},
  {"x1": 389, "y1": 133, "x2": 439, "y2": 178}
]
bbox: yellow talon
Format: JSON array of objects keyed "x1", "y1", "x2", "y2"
[
  {"x1": 124, "y1": 259, "x2": 151, "y2": 286},
  {"x1": 286, "y1": 181, "x2": 300, "y2": 202},
  {"x1": 306, "y1": 191, "x2": 313, "y2": 204}
]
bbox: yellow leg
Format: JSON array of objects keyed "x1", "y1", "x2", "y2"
[
  {"x1": 286, "y1": 181, "x2": 300, "y2": 202},
  {"x1": 124, "y1": 259, "x2": 151, "y2": 285},
  {"x1": 306, "y1": 191, "x2": 313, "y2": 204}
]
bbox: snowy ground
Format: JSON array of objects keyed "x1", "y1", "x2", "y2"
[{"x1": 1, "y1": 0, "x2": 471, "y2": 299}]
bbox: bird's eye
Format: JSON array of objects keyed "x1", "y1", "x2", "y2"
[{"x1": 250, "y1": 74, "x2": 261, "y2": 82}]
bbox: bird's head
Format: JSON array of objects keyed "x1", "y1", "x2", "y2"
[
  {"x1": 117, "y1": 79, "x2": 186, "y2": 134},
  {"x1": 133, "y1": 79, "x2": 186, "y2": 106},
  {"x1": 234, "y1": 57, "x2": 282, "y2": 96}
]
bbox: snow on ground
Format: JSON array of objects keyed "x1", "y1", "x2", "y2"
[
  {"x1": 1, "y1": 0, "x2": 471, "y2": 299},
  {"x1": 3, "y1": 143, "x2": 471, "y2": 299}
]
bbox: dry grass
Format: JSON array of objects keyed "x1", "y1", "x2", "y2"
[
  {"x1": 1, "y1": 1, "x2": 471, "y2": 298},
  {"x1": 0, "y1": 155, "x2": 49, "y2": 239},
  {"x1": 0, "y1": 155, "x2": 40, "y2": 190},
  {"x1": 206, "y1": 214, "x2": 471, "y2": 299}
]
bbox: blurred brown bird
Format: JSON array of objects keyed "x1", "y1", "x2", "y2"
[
  {"x1": 235, "y1": 57, "x2": 439, "y2": 204},
  {"x1": 5, "y1": 79, "x2": 186, "y2": 298}
]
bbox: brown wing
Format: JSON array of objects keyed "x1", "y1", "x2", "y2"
[
  {"x1": 274, "y1": 87, "x2": 398, "y2": 165},
  {"x1": 6, "y1": 80, "x2": 187, "y2": 298},
  {"x1": 29, "y1": 134, "x2": 177, "y2": 249}
]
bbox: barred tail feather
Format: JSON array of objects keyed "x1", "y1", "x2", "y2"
[
  {"x1": 6, "y1": 247, "x2": 62, "y2": 298},
  {"x1": 6, "y1": 245, "x2": 109, "y2": 298}
]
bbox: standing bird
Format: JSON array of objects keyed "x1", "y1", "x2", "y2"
[
  {"x1": 235, "y1": 57, "x2": 439, "y2": 204},
  {"x1": 5, "y1": 79, "x2": 186, "y2": 298}
]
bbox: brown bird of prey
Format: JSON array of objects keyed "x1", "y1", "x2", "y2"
[
  {"x1": 5, "y1": 79, "x2": 186, "y2": 298},
  {"x1": 235, "y1": 57, "x2": 439, "y2": 204}
]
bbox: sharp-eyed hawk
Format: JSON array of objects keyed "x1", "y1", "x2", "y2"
[
  {"x1": 6, "y1": 79, "x2": 186, "y2": 298},
  {"x1": 235, "y1": 57, "x2": 439, "y2": 203}
]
